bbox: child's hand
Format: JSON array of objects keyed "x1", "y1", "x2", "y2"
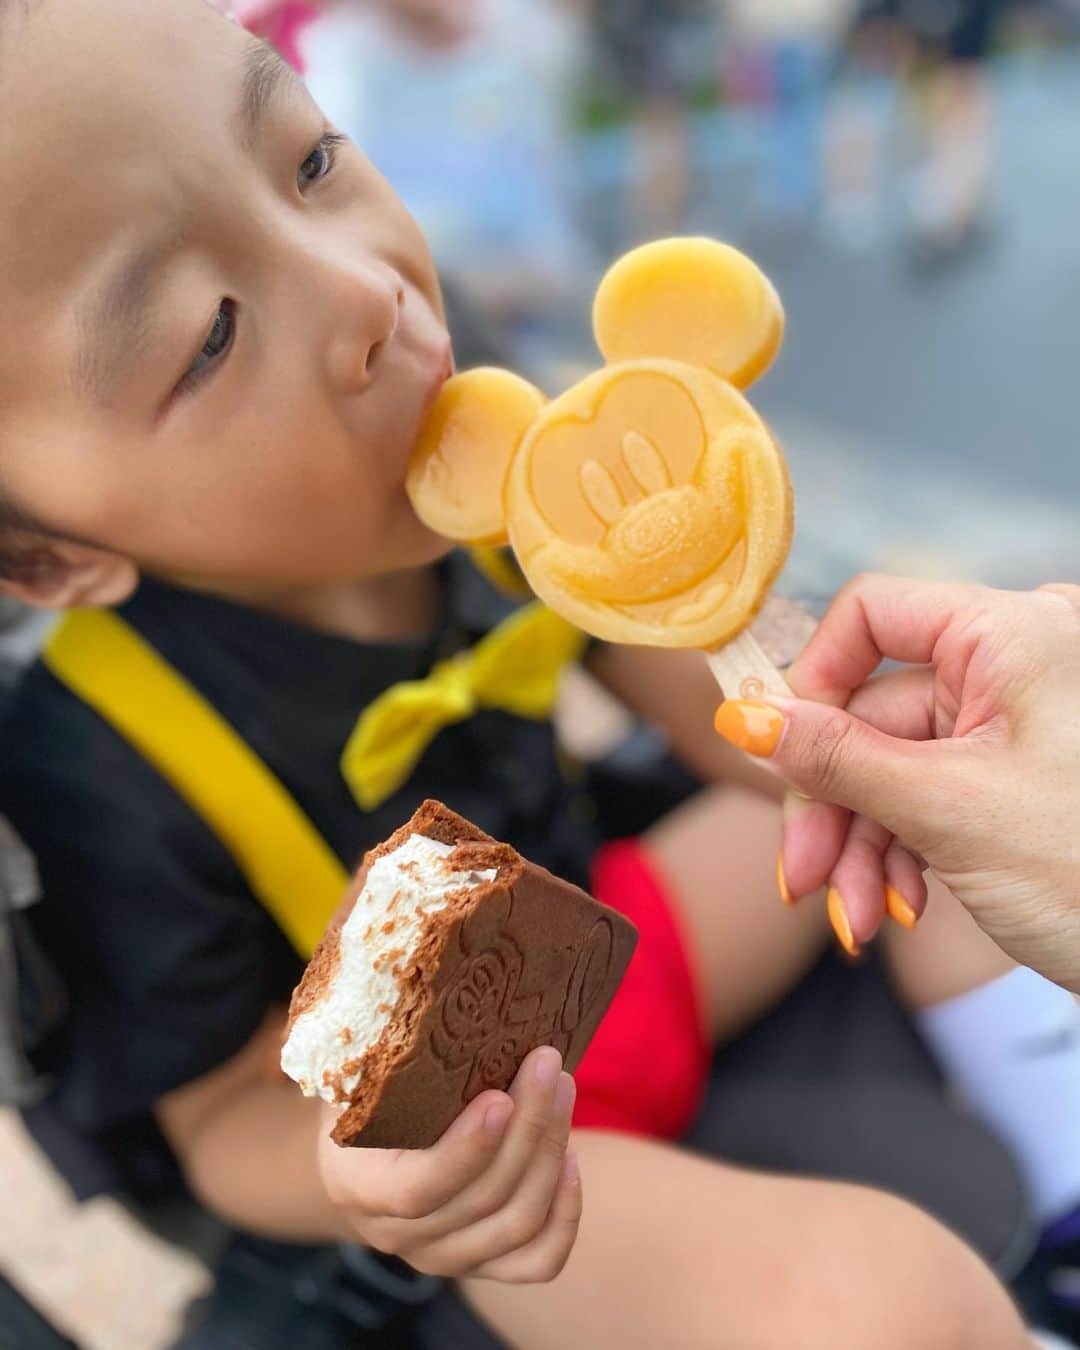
[{"x1": 317, "y1": 1046, "x2": 581, "y2": 1283}]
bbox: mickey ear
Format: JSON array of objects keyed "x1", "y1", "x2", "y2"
[
  {"x1": 592, "y1": 237, "x2": 784, "y2": 389},
  {"x1": 407, "y1": 368, "x2": 547, "y2": 546}
]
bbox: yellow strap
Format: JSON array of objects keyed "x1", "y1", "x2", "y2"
[{"x1": 43, "y1": 609, "x2": 348, "y2": 959}]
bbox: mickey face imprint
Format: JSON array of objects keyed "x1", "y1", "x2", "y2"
[
  {"x1": 518, "y1": 369, "x2": 746, "y2": 606},
  {"x1": 406, "y1": 238, "x2": 795, "y2": 651}
]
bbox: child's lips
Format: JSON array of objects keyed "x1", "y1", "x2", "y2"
[{"x1": 417, "y1": 340, "x2": 454, "y2": 427}]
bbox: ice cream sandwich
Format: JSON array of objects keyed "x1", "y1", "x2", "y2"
[{"x1": 282, "y1": 800, "x2": 637, "y2": 1149}]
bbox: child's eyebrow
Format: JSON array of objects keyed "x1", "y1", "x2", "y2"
[
  {"x1": 236, "y1": 38, "x2": 302, "y2": 153},
  {"x1": 74, "y1": 41, "x2": 301, "y2": 403}
]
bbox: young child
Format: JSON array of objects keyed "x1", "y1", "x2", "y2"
[{"x1": 0, "y1": 2, "x2": 1041, "y2": 1346}]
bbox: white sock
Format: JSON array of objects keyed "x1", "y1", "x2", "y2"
[{"x1": 918, "y1": 966, "x2": 1080, "y2": 1224}]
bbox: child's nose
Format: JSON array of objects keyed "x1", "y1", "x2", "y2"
[{"x1": 325, "y1": 265, "x2": 404, "y2": 395}]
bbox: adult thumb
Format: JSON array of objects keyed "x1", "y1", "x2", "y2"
[{"x1": 714, "y1": 697, "x2": 936, "y2": 838}]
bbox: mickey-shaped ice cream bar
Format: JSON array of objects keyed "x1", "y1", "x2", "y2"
[{"x1": 408, "y1": 238, "x2": 795, "y2": 689}]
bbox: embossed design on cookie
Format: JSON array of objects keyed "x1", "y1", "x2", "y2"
[
  {"x1": 431, "y1": 931, "x2": 525, "y2": 1094},
  {"x1": 431, "y1": 899, "x2": 617, "y2": 1102}
]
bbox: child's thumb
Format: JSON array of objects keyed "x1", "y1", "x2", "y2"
[{"x1": 714, "y1": 697, "x2": 933, "y2": 838}]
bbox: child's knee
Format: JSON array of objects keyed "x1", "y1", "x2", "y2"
[
  {"x1": 682, "y1": 1188, "x2": 1026, "y2": 1350},
  {"x1": 795, "y1": 1190, "x2": 1026, "y2": 1350}
]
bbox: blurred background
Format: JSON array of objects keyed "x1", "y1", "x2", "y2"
[
  {"x1": 5, "y1": 1, "x2": 1080, "y2": 1345},
  {"x1": 283, "y1": 0, "x2": 1080, "y2": 600}
]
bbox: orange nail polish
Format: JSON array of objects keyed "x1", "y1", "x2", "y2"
[
  {"x1": 713, "y1": 700, "x2": 785, "y2": 758},
  {"x1": 827, "y1": 888, "x2": 860, "y2": 958},
  {"x1": 777, "y1": 851, "x2": 794, "y2": 906},
  {"x1": 885, "y1": 885, "x2": 918, "y2": 930}
]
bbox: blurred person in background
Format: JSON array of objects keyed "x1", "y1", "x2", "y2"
[
  {"x1": 822, "y1": 0, "x2": 909, "y2": 246},
  {"x1": 583, "y1": 0, "x2": 714, "y2": 237},
  {"x1": 295, "y1": 0, "x2": 589, "y2": 362},
  {"x1": 723, "y1": 0, "x2": 859, "y2": 234},
  {"x1": 890, "y1": 0, "x2": 1002, "y2": 264}
]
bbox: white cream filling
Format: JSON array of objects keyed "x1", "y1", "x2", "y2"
[{"x1": 281, "y1": 833, "x2": 496, "y2": 1104}]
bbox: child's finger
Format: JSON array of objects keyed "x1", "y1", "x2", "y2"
[
  {"x1": 825, "y1": 813, "x2": 894, "y2": 954},
  {"x1": 413, "y1": 1054, "x2": 572, "y2": 1243},
  {"x1": 322, "y1": 1083, "x2": 515, "y2": 1222},
  {"x1": 883, "y1": 839, "x2": 928, "y2": 929},
  {"x1": 469, "y1": 1148, "x2": 583, "y2": 1285},
  {"x1": 407, "y1": 1073, "x2": 576, "y2": 1276}
]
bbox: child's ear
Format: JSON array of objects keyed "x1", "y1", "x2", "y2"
[
  {"x1": 407, "y1": 368, "x2": 547, "y2": 546},
  {"x1": 592, "y1": 237, "x2": 785, "y2": 389},
  {"x1": 0, "y1": 541, "x2": 138, "y2": 611}
]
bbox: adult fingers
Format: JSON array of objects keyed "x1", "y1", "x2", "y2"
[
  {"x1": 883, "y1": 838, "x2": 929, "y2": 930},
  {"x1": 786, "y1": 574, "x2": 981, "y2": 703},
  {"x1": 824, "y1": 813, "x2": 892, "y2": 954},
  {"x1": 775, "y1": 669, "x2": 935, "y2": 902},
  {"x1": 778, "y1": 793, "x2": 850, "y2": 902},
  {"x1": 844, "y1": 666, "x2": 939, "y2": 741},
  {"x1": 714, "y1": 695, "x2": 954, "y2": 847},
  {"x1": 469, "y1": 1149, "x2": 584, "y2": 1285}
]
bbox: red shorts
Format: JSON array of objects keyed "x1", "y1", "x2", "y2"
[{"x1": 573, "y1": 840, "x2": 710, "y2": 1140}]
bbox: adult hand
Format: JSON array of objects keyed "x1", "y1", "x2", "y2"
[
  {"x1": 713, "y1": 576, "x2": 1080, "y2": 990},
  {"x1": 317, "y1": 1046, "x2": 582, "y2": 1282}
]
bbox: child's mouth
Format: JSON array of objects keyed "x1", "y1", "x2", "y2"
[{"x1": 417, "y1": 340, "x2": 454, "y2": 429}]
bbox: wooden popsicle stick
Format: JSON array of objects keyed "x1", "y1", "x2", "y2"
[{"x1": 705, "y1": 628, "x2": 793, "y2": 701}]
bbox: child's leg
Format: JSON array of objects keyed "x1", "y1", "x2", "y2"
[
  {"x1": 463, "y1": 1131, "x2": 1029, "y2": 1350},
  {"x1": 881, "y1": 870, "x2": 1014, "y2": 1010},
  {"x1": 643, "y1": 784, "x2": 830, "y2": 1043},
  {"x1": 885, "y1": 878, "x2": 1080, "y2": 1225},
  {"x1": 571, "y1": 785, "x2": 829, "y2": 1139}
]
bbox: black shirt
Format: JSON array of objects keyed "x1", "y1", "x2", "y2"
[{"x1": 0, "y1": 557, "x2": 596, "y2": 1198}]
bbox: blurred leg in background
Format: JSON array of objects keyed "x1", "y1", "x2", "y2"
[
  {"x1": 823, "y1": 4, "x2": 908, "y2": 247},
  {"x1": 587, "y1": 0, "x2": 712, "y2": 239},
  {"x1": 901, "y1": 0, "x2": 1000, "y2": 263}
]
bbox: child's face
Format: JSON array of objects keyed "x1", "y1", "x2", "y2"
[{"x1": 0, "y1": 0, "x2": 454, "y2": 601}]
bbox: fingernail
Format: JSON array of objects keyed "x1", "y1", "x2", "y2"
[
  {"x1": 484, "y1": 1101, "x2": 514, "y2": 1137},
  {"x1": 885, "y1": 885, "x2": 918, "y2": 930},
  {"x1": 555, "y1": 1072, "x2": 576, "y2": 1116},
  {"x1": 777, "y1": 851, "x2": 795, "y2": 907},
  {"x1": 827, "y1": 887, "x2": 861, "y2": 958},
  {"x1": 532, "y1": 1046, "x2": 562, "y2": 1088},
  {"x1": 562, "y1": 1150, "x2": 580, "y2": 1185},
  {"x1": 713, "y1": 700, "x2": 785, "y2": 758}
]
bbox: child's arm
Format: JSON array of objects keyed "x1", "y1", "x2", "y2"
[
  {"x1": 157, "y1": 1013, "x2": 581, "y2": 1282},
  {"x1": 586, "y1": 643, "x2": 782, "y2": 797}
]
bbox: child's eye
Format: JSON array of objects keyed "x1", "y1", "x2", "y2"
[
  {"x1": 298, "y1": 131, "x2": 347, "y2": 192},
  {"x1": 177, "y1": 300, "x2": 236, "y2": 396}
]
